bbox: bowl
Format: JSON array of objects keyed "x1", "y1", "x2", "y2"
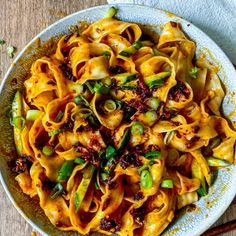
[{"x1": 1, "y1": 4, "x2": 236, "y2": 236}]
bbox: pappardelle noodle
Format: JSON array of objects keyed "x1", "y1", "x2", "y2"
[{"x1": 11, "y1": 7, "x2": 236, "y2": 236}]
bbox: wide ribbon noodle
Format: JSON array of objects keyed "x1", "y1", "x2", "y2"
[{"x1": 11, "y1": 7, "x2": 236, "y2": 236}]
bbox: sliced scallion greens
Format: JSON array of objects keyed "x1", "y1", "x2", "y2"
[
  {"x1": 104, "y1": 99, "x2": 117, "y2": 113},
  {"x1": 146, "y1": 97, "x2": 160, "y2": 110},
  {"x1": 131, "y1": 122, "x2": 144, "y2": 135},
  {"x1": 42, "y1": 145, "x2": 54, "y2": 157},
  {"x1": 50, "y1": 183, "x2": 64, "y2": 199},
  {"x1": 145, "y1": 151, "x2": 161, "y2": 160},
  {"x1": 57, "y1": 161, "x2": 74, "y2": 181},
  {"x1": 74, "y1": 157, "x2": 85, "y2": 165},
  {"x1": 75, "y1": 164, "x2": 94, "y2": 212},
  {"x1": 161, "y1": 179, "x2": 173, "y2": 188},
  {"x1": 48, "y1": 129, "x2": 63, "y2": 137},
  {"x1": 144, "y1": 72, "x2": 171, "y2": 89},
  {"x1": 11, "y1": 116, "x2": 25, "y2": 130},
  {"x1": 189, "y1": 67, "x2": 199, "y2": 79},
  {"x1": 206, "y1": 157, "x2": 229, "y2": 167},
  {"x1": 104, "y1": 6, "x2": 118, "y2": 18},
  {"x1": 140, "y1": 170, "x2": 152, "y2": 189},
  {"x1": 26, "y1": 109, "x2": 42, "y2": 121},
  {"x1": 54, "y1": 111, "x2": 64, "y2": 122}
]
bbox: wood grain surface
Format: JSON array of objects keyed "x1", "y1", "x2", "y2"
[{"x1": 0, "y1": 1, "x2": 235, "y2": 236}]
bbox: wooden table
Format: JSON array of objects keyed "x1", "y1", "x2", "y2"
[{"x1": 0, "y1": 1, "x2": 235, "y2": 235}]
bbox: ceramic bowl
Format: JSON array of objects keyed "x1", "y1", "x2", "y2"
[{"x1": 1, "y1": 4, "x2": 236, "y2": 236}]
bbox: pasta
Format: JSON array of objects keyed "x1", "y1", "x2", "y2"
[{"x1": 10, "y1": 7, "x2": 236, "y2": 236}]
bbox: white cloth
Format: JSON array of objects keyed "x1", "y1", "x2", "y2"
[{"x1": 107, "y1": 0, "x2": 236, "y2": 65}]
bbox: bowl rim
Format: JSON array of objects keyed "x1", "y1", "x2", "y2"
[{"x1": 1, "y1": 3, "x2": 236, "y2": 236}]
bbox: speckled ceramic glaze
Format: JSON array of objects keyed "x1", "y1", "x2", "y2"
[{"x1": 1, "y1": 4, "x2": 236, "y2": 236}]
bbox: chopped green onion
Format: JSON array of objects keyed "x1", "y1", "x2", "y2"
[
  {"x1": 102, "y1": 51, "x2": 111, "y2": 58},
  {"x1": 57, "y1": 161, "x2": 74, "y2": 181},
  {"x1": 197, "y1": 186, "x2": 207, "y2": 197},
  {"x1": 94, "y1": 180, "x2": 100, "y2": 190},
  {"x1": 7, "y1": 45, "x2": 16, "y2": 58},
  {"x1": 106, "y1": 157, "x2": 115, "y2": 167},
  {"x1": 144, "y1": 111, "x2": 158, "y2": 126},
  {"x1": 74, "y1": 95, "x2": 90, "y2": 106},
  {"x1": 114, "y1": 73, "x2": 138, "y2": 85},
  {"x1": 54, "y1": 111, "x2": 64, "y2": 122},
  {"x1": 85, "y1": 81, "x2": 94, "y2": 93},
  {"x1": 146, "y1": 97, "x2": 160, "y2": 110},
  {"x1": 74, "y1": 157, "x2": 85, "y2": 165},
  {"x1": 132, "y1": 40, "x2": 143, "y2": 50},
  {"x1": 26, "y1": 110, "x2": 42, "y2": 121},
  {"x1": 42, "y1": 145, "x2": 54, "y2": 157},
  {"x1": 189, "y1": 67, "x2": 199, "y2": 79},
  {"x1": 206, "y1": 157, "x2": 229, "y2": 167},
  {"x1": 131, "y1": 121, "x2": 144, "y2": 135},
  {"x1": 145, "y1": 151, "x2": 161, "y2": 160},
  {"x1": 104, "y1": 6, "x2": 118, "y2": 18},
  {"x1": 140, "y1": 170, "x2": 152, "y2": 189},
  {"x1": 77, "y1": 108, "x2": 92, "y2": 118},
  {"x1": 144, "y1": 72, "x2": 171, "y2": 89},
  {"x1": 138, "y1": 164, "x2": 150, "y2": 175},
  {"x1": 125, "y1": 74, "x2": 138, "y2": 83},
  {"x1": 0, "y1": 39, "x2": 5, "y2": 45},
  {"x1": 116, "y1": 100, "x2": 123, "y2": 110},
  {"x1": 11, "y1": 116, "x2": 25, "y2": 130},
  {"x1": 117, "y1": 128, "x2": 131, "y2": 154},
  {"x1": 94, "y1": 82, "x2": 110, "y2": 94},
  {"x1": 106, "y1": 145, "x2": 116, "y2": 160},
  {"x1": 48, "y1": 129, "x2": 63, "y2": 136},
  {"x1": 161, "y1": 179, "x2": 173, "y2": 188},
  {"x1": 104, "y1": 99, "x2": 117, "y2": 112},
  {"x1": 101, "y1": 172, "x2": 109, "y2": 182},
  {"x1": 50, "y1": 183, "x2": 64, "y2": 199},
  {"x1": 75, "y1": 165, "x2": 94, "y2": 212}
]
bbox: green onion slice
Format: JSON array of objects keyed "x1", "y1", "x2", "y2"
[
  {"x1": 93, "y1": 82, "x2": 110, "y2": 94},
  {"x1": 132, "y1": 40, "x2": 143, "y2": 50},
  {"x1": 189, "y1": 67, "x2": 199, "y2": 79},
  {"x1": 104, "y1": 99, "x2": 117, "y2": 113},
  {"x1": 131, "y1": 121, "x2": 144, "y2": 135},
  {"x1": 102, "y1": 51, "x2": 111, "y2": 58},
  {"x1": 161, "y1": 179, "x2": 173, "y2": 188},
  {"x1": 104, "y1": 6, "x2": 118, "y2": 18},
  {"x1": 57, "y1": 161, "x2": 74, "y2": 181},
  {"x1": 74, "y1": 95, "x2": 90, "y2": 106},
  {"x1": 144, "y1": 110, "x2": 158, "y2": 126},
  {"x1": 11, "y1": 116, "x2": 25, "y2": 130},
  {"x1": 48, "y1": 129, "x2": 63, "y2": 137},
  {"x1": 138, "y1": 164, "x2": 150, "y2": 175},
  {"x1": 75, "y1": 164, "x2": 94, "y2": 212},
  {"x1": 85, "y1": 81, "x2": 95, "y2": 94},
  {"x1": 54, "y1": 111, "x2": 64, "y2": 122},
  {"x1": 145, "y1": 151, "x2": 161, "y2": 160},
  {"x1": 140, "y1": 170, "x2": 152, "y2": 189},
  {"x1": 197, "y1": 186, "x2": 207, "y2": 197},
  {"x1": 117, "y1": 128, "x2": 131, "y2": 154},
  {"x1": 106, "y1": 145, "x2": 116, "y2": 160},
  {"x1": 144, "y1": 72, "x2": 171, "y2": 89},
  {"x1": 146, "y1": 97, "x2": 160, "y2": 110},
  {"x1": 74, "y1": 157, "x2": 85, "y2": 165},
  {"x1": 77, "y1": 108, "x2": 93, "y2": 118},
  {"x1": 26, "y1": 110, "x2": 42, "y2": 121},
  {"x1": 42, "y1": 145, "x2": 54, "y2": 157},
  {"x1": 206, "y1": 157, "x2": 229, "y2": 167},
  {"x1": 50, "y1": 183, "x2": 65, "y2": 199}
]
